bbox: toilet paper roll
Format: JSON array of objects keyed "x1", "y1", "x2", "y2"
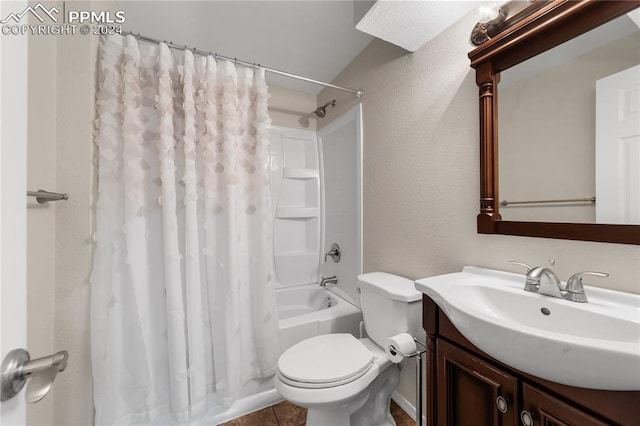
[{"x1": 385, "y1": 333, "x2": 417, "y2": 363}]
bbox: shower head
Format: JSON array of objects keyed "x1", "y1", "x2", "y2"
[{"x1": 313, "y1": 100, "x2": 336, "y2": 118}]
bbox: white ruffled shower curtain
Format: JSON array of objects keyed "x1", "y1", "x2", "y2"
[{"x1": 91, "y1": 34, "x2": 281, "y2": 425}]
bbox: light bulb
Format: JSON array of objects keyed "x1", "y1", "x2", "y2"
[{"x1": 478, "y1": 4, "x2": 501, "y2": 24}]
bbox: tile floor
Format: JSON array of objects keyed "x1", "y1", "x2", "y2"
[{"x1": 220, "y1": 399, "x2": 415, "y2": 426}]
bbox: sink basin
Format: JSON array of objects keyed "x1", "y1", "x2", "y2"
[{"x1": 414, "y1": 266, "x2": 640, "y2": 391}]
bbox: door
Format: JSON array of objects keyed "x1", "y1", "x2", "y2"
[
  {"x1": 437, "y1": 340, "x2": 519, "y2": 426},
  {"x1": 595, "y1": 64, "x2": 640, "y2": 224},
  {"x1": 0, "y1": 0, "x2": 28, "y2": 423},
  {"x1": 521, "y1": 383, "x2": 609, "y2": 426}
]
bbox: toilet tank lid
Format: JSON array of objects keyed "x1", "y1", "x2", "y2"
[{"x1": 357, "y1": 272, "x2": 421, "y2": 302}]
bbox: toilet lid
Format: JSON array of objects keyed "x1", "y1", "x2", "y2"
[{"x1": 278, "y1": 334, "x2": 374, "y2": 386}]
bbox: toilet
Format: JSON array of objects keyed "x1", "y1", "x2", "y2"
[{"x1": 274, "y1": 272, "x2": 422, "y2": 426}]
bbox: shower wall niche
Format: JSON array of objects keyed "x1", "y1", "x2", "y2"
[{"x1": 269, "y1": 127, "x2": 321, "y2": 286}]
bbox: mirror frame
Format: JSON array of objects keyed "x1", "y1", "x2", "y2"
[{"x1": 469, "y1": 0, "x2": 640, "y2": 245}]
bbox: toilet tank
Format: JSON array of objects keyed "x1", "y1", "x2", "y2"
[{"x1": 357, "y1": 272, "x2": 422, "y2": 348}]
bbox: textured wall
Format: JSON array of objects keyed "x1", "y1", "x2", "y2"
[
  {"x1": 26, "y1": 16, "x2": 57, "y2": 425},
  {"x1": 52, "y1": 2, "x2": 104, "y2": 423},
  {"x1": 25, "y1": 2, "x2": 117, "y2": 424},
  {"x1": 318, "y1": 8, "x2": 640, "y2": 414},
  {"x1": 24, "y1": 1, "x2": 98, "y2": 424}
]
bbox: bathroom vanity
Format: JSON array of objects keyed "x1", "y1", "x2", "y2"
[
  {"x1": 415, "y1": 264, "x2": 640, "y2": 426},
  {"x1": 421, "y1": 295, "x2": 640, "y2": 425}
]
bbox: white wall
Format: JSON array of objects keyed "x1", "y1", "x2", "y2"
[{"x1": 318, "y1": 7, "x2": 640, "y2": 417}]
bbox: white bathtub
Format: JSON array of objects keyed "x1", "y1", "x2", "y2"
[
  {"x1": 277, "y1": 285, "x2": 363, "y2": 350},
  {"x1": 198, "y1": 284, "x2": 362, "y2": 425}
]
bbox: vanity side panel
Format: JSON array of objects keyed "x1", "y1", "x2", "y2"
[{"x1": 423, "y1": 296, "x2": 439, "y2": 426}]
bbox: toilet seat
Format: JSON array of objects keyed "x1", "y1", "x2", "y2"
[{"x1": 277, "y1": 334, "x2": 374, "y2": 389}]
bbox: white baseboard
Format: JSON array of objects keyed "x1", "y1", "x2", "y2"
[{"x1": 391, "y1": 391, "x2": 427, "y2": 425}]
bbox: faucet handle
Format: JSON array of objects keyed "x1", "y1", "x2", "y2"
[
  {"x1": 509, "y1": 261, "x2": 533, "y2": 272},
  {"x1": 565, "y1": 271, "x2": 608, "y2": 303},
  {"x1": 324, "y1": 243, "x2": 341, "y2": 263},
  {"x1": 510, "y1": 261, "x2": 539, "y2": 292},
  {"x1": 566, "y1": 271, "x2": 609, "y2": 292}
]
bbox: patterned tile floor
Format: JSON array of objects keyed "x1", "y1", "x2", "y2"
[{"x1": 220, "y1": 399, "x2": 415, "y2": 426}]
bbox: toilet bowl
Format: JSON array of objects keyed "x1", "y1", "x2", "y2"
[{"x1": 274, "y1": 272, "x2": 422, "y2": 426}]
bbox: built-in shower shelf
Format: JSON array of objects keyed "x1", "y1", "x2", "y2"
[
  {"x1": 276, "y1": 207, "x2": 319, "y2": 219},
  {"x1": 283, "y1": 168, "x2": 318, "y2": 179},
  {"x1": 270, "y1": 126, "x2": 321, "y2": 286}
]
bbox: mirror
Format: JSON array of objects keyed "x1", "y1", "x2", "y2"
[
  {"x1": 469, "y1": 0, "x2": 640, "y2": 244},
  {"x1": 499, "y1": 11, "x2": 640, "y2": 224}
]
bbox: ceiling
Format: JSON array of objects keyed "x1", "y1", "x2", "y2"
[
  {"x1": 119, "y1": 1, "x2": 484, "y2": 95},
  {"x1": 119, "y1": 1, "x2": 375, "y2": 94},
  {"x1": 356, "y1": 0, "x2": 480, "y2": 51}
]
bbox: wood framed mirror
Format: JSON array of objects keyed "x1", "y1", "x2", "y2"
[{"x1": 469, "y1": 0, "x2": 640, "y2": 245}]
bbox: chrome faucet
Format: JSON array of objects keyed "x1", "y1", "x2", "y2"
[
  {"x1": 509, "y1": 260, "x2": 608, "y2": 303},
  {"x1": 320, "y1": 275, "x2": 338, "y2": 287},
  {"x1": 527, "y1": 260, "x2": 564, "y2": 298}
]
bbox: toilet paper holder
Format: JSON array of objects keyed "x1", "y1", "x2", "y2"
[
  {"x1": 388, "y1": 336, "x2": 426, "y2": 359},
  {"x1": 389, "y1": 337, "x2": 427, "y2": 426},
  {"x1": 1, "y1": 348, "x2": 69, "y2": 403}
]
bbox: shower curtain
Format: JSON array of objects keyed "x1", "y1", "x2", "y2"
[{"x1": 91, "y1": 34, "x2": 281, "y2": 425}]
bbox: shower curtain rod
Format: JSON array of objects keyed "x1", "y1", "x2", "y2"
[{"x1": 122, "y1": 32, "x2": 363, "y2": 98}]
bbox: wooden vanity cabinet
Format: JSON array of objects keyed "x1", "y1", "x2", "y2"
[
  {"x1": 437, "y1": 339, "x2": 519, "y2": 426},
  {"x1": 423, "y1": 296, "x2": 640, "y2": 426}
]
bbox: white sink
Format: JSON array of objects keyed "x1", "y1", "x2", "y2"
[{"x1": 414, "y1": 266, "x2": 640, "y2": 391}]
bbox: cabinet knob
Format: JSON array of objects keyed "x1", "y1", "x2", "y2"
[
  {"x1": 520, "y1": 410, "x2": 535, "y2": 426},
  {"x1": 496, "y1": 396, "x2": 509, "y2": 414}
]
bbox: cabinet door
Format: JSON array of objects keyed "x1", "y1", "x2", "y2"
[
  {"x1": 437, "y1": 340, "x2": 519, "y2": 426},
  {"x1": 521, "y1": 383, "x2": 611, "y2": 426}
]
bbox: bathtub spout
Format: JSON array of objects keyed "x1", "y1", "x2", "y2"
[{"x1": 320, "y1": 276, "x2": 338, "y2": 287}]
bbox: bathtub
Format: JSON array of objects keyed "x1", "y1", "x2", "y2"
[
  {"x1": 277, "y1": 285, "x2": 363, "y2": 350},
  {"x1": 197, "y1": 284, "x2": 362, "y2": 425}
]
